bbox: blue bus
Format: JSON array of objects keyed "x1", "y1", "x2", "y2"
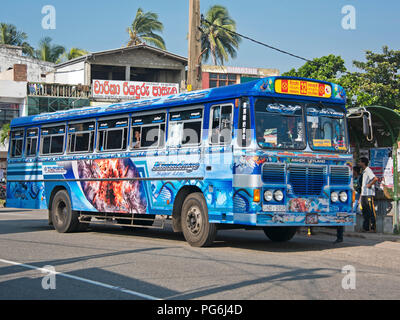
[{"x1": 6, "y1": 77, "x2": 353, "y2": 247}]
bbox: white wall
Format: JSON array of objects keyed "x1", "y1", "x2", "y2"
[
  {"x1": 0, "y1": 81, "x2": 26, "y2": 99},
  {"x1": 48, "y1": 61, "x2": 85, "y2": 85}
]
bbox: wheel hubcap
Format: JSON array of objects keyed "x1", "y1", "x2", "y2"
[
  {"x1": 55, "y1": 201, "x2": 67, "y2": 225},
  {"x1": 186, "y1": 205, "x2": 202, "y2": 235}
]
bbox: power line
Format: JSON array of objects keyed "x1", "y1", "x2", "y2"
[{"x1": 200, "y1": 15, "x2": 313, "y2": 64}]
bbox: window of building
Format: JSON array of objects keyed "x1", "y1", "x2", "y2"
[
  {"x1": 97, "y1": 118, "x2": 128, "y2": 152},
  {"x1": 68, "y1": 122, "x2": 95, "y2": 153},
  {"x1": 209, "y1": 73, "x2": 237, "y2": 88},
  {"x1": 25, "y1": 128, "x2": 39, "y2": 157},
  {"x1": 167, "y1": 108, "x2": 203, "y2": 147},
  {"x1": 10, "y1": 130, "x2": 24, "y2": 158},
  {"x1": 0, "y1": 103, "x2": 20, "y2": 129},
  {"x1": 131, "y1": 113, "x2": 166, "y2": 150},
  {"x1": 210, "y1": 105, "x2": 233, "y2": 145},
  {"x1": 40, "y1": 125, "x2": 66, "y2": 155}
]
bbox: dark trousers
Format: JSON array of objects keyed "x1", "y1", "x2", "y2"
[{"x1": 361, "y1": 196, "x2": 376, "y2": 231}]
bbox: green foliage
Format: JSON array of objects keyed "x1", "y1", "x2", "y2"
[
  {"x1": 0, "y1": 123, "x2": 10, "y2": 147},
  {"x1": 348, "y1": 46, "x2": 400, "y2": 109},
  {"x1": 282, "y1": 55, "x2": 347, "y2": 82},
  {"x1": 282, "y1": 47, "x2": 400, "y2": 110},
  {"x1": 127, "y1": 8, "x2": 166, "y2": 50},
  {"x1": 58, "y1": 47, "x2": 89, "y2": 63},
  {"x1": 201, "y1": 5, "x2": 241, "y2": 66},
  {"x1": 0, "y1": 23, "x2": 34, "y2": 56},
  {"x1": 34, "y1": 37, "x2": 65, "y2": 63}
]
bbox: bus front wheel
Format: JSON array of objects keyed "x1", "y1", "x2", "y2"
[
  {"x1": 181, "y1": 192, "x2": 217, "y2": 247},
  {"x1": 263, "y1": 227, "x2": 298, "y2": 242},
  {"x1": 51, "y1": 190, "x2": 86, "y2": 233}
]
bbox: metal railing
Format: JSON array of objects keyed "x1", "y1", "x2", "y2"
[{"x1": 27, "y1": 82, "x2": 91, "y2": 98}]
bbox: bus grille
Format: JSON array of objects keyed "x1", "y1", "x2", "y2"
[
  {"x1": 330, "y1": 166, "x2": 351, "y2": 185},
  {"x1": 262, "y1": 164, "x2": 286, "y2": 184},
  {"x1": 288, "y1": 165, "x2": 326, "y2": 196}
]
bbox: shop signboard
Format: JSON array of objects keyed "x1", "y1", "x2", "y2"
[{"x1": 92, "y1": 80, "x2": 179, "y2": 100}]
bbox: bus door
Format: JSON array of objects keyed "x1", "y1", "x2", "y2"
[{"x1": 204, "y1": 102, "x2": 235, "y2": 215}]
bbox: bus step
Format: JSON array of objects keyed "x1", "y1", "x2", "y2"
[{"x1": 78, "y1": 214, "x2": 166, "y2": 229}]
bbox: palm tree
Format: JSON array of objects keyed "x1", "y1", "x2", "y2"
[
  {"x1": 58, "y1": 47, "x2": 89, "y2": 63},
  {"x1": 0, "y1": 123, "x2": 10, "y2": 147},
  {"x1": 34, "y1": 37, "x2": 65, "y2": 63},
  {"x1": 127, "y1": 8, "x2": 166, "y2": 50},
  {"x1": 0, "y1": 23, "x2": 34, "y2": 56},
  {"x1": 201, "y1": 5, "x2": 241, "y2": 66}
]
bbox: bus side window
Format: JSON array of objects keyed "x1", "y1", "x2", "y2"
[
  {"x1": 97, "y1": 118, "x2": 128, "y2": 152},
  {"x1": 26, "y1": 128, "x2": 39, "y2": 157},
  {"x1": 67, "y1": 122, "x2": 95, "y2": 153},
  {"x1": 210, "y1": 105, "x2": 233, "y2": 145},
  {"x1": 130, "y1": 113, "x2": 166, "y2": 150},
  {"x1": 168, "y1": 107, "x2": 203, "y2": 148},
  {"x1": 40, "y1": 125, "x2": 66, "y2": 155},
  {"x1": 10, "y1": 130, "x2": 24, "y2": 158}
]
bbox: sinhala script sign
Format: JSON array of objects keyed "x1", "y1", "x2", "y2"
[{"x1": 92, "y1": 80, "x2": 179, "y2": 100}]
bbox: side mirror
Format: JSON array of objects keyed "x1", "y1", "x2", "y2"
[{"x1": 363, "y1": 115, "x2": 371, "y2": 137}]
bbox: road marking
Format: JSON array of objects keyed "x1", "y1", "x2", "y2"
[{"x1": 0, "y1": 258, "x2": 161, "y2": 300}]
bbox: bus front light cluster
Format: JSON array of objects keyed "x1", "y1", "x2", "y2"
[
  {"x1": 264, "y1": 190, "x2": 273, "y2": 202},
  {"x1": 331, "y1": 191, "x2": 348, "y2": 203},
  {"x1": 264, "y1": 190, "x2": 284, "y2": 202}
]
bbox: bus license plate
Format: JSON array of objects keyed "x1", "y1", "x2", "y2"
[
  {"x1": 306, "y1": 214, "x2": 319, "y2": 225},
  {"x1": 263, "y1": 205, "x2": 286, "y2": 212}
]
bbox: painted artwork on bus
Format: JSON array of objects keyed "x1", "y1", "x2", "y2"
[{"x1": 77, "y1": 158, "x2": 147, "y2": 214}]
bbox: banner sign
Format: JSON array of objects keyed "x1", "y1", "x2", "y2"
[
  {"x1": 275, "y1": 79, "x2": 332, "y2": 98},
  {"x1": 92, "y1": 80, "x2": 179, "y2": 100}
]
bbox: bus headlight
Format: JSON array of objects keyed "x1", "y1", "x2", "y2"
[
  {"x1": 264, "y1": 190, "x2": 273, "y2": 202},
  {"x1": 274, "y1": 190, "x2": 284, "y2": 202},
  {"x1": 339, "y1": 192, "x2": 348, "y2": 203},
  {"x1": 331, "y1": 192, "x2": 339, "y2": 203}
]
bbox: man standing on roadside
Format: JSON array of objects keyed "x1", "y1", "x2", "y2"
[{"x1": 358, "y1": 157, "x2": 379, "y2": 232}]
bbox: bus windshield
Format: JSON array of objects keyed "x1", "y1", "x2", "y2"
[
  {"x1": 255, "y1": 98, "x2": 305, "y2": 150},
  {"x1": 306, "y1": 104, "x2": 348, "y2": 152}
]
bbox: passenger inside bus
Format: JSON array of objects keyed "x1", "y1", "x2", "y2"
[{"x1": 132, "y1": 130, "x2": 141, "y2": 149}]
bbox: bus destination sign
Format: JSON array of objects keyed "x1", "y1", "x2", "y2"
[{"x1": 275, "y1": 79, "x2": 332, "y2": 98}]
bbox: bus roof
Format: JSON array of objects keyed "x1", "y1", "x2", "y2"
[{"x1": 11, "y1": 77, "x2": 346, "y2": 128}]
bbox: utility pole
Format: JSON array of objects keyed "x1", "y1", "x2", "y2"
[{"x1": 187, "y1": 0, "x2": 202, "y2": 91}]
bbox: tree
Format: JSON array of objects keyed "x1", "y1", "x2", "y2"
[
  {"x1": 127, "y1": 8, "x2": 166, "y2": 50},
  {"x1": 345, "y1": 46, "x2": 400, "y2": 109},
  {"x1": 0, "y1": 123, "x2": 10, "y2": 147},
  {"x1": 58, "y1": 47, "x2": 89, "y2": 63},
  {"x1": 201, "y1": 5, "x2": 241, "y2": 66},
  {"x1": 34, "y1": 37, "x2": 65, "y2": 63},
  {"x1": 0, "y1": 23, "x2": 34, "y2": 56},
  {"x1": 282, "y1": 55, "x2": 347, "y2": 82}
]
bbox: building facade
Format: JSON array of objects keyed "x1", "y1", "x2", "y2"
[{"x1": 202, "y1": 65, "x2": 280, "y2": 89}]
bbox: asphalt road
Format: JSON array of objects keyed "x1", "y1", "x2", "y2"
[{"x1": 0, "y1": 208, "x2": 399, "y2": 300}]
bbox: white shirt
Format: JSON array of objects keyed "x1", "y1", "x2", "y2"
[{"x1": 361, "y1": 167, "x2": 376, "y2": 196}]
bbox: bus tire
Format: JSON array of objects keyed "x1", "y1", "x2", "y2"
[
  {"x1": 263, "y1": 226, "x2": 298, "y2": 242},
  {"x1": 50, "y1": 190, "x2": 82, "y2": 233},
  {"x1": 181, "y1": 192, "x2": 217, "y2": 247}
]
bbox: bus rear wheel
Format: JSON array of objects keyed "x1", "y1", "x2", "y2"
[
  {"x1": 51, "y1": 190, "x2": 85, "y2": 233},
  {"x1": 181, "y1": 192, "x2": 217, "y2": 247},
  {"x1": 263, "y1": 227, "x2": 298, "y2": 242}
]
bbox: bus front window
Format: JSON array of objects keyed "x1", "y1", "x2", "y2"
[
  {"x1": 307, "y1": 105, "x2": 348, "y2": 152},
  {"x1": 255, "y1": 98, "x2": 305, "y2": 150}
]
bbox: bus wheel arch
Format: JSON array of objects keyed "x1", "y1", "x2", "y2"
[
  {"x1": 172, "y1": 185, "x2": 203, "y2": 233},
  {"x1": 180, "y1": 191, "x2": 217, "y2": 247},
  {"x1": 49, "y1": 187, "x2": 87, "y2": 233}
]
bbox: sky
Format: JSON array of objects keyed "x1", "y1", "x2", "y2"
[{"x1": 1, "y1": 0, "x2": 400, "y2": 74}]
